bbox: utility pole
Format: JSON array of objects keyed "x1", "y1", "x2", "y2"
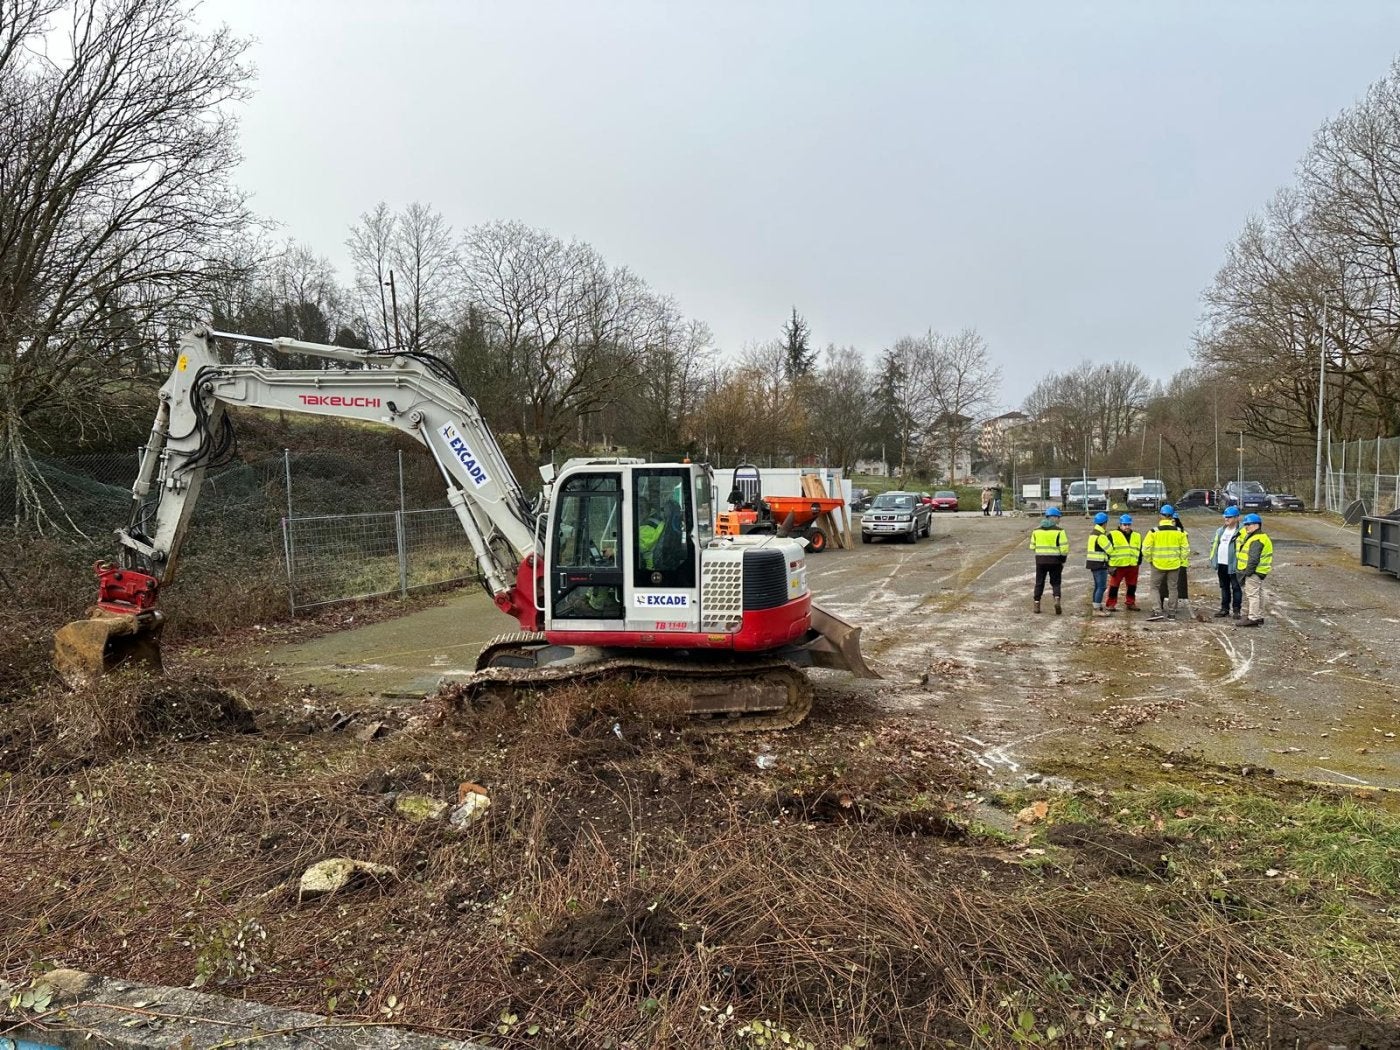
[
  {"x1": 1238, "y1": 430, "x2": 1245, "y2": 491},
  {"x1": 385, "y1": 270, "x2": 403, "y2": 350},
  {"x1": 1213, "y1": 391, "x2": 1220, "y2": 493},
  {"x1": 1313, "y1": 303, "x2": 1327, "y2": 510}
]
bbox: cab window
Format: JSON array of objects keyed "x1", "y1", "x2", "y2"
[
  {"x1": 633, "y1": 468, "x2": 696, "y2": 588},
  {"x1": 551, "y1": 473, "x2": 622, "y2": 619}
]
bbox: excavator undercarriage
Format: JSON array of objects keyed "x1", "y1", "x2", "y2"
[{"x1": 467, "y1": 603, "x2": 872, "y2": 732}]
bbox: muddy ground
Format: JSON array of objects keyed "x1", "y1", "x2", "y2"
[
  {"x1": 4, "y1": 510, "x2": 1399, "y2": 1049},
  {"x1": 269, "y1": 509, "x2": 1398, "y2": 791}
]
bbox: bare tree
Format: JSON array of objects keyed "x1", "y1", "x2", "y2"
[
  {"x1": 927, "y1": 328, "x2": 1000, "y2": 484},
  {"x1": 346, "y1": 202, "x2": 457, "y2": 352},
  {"x1": 0, "y1": 0, "x2": 252, "y2": 524},
  {"x1": 458, "y1": 221, "x2": 655, "y2": 460},
  {"x1": 809, "y1": 345, "x2": 875, "y2": 473}
]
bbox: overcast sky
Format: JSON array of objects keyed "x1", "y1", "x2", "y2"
[{"x1": 195, "y1": 0, "x2": 1400, "y2": 406}]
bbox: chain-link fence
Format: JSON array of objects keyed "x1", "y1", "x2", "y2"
[
  {"x1": 281, "y1": 507, "x2": 476, "y2": 612},
  {"x1": 1323, "y1": 435, "x2": 1400, "y2": 516},
  {"x1": 0, "y1": 444, "x2": 481, "y2": 616}
]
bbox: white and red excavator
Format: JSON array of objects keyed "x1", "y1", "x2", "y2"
[{"x1": 53, "y1": 328, "x2": 876, "y2": 729}]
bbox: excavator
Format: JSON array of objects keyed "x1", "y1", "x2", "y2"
[{"x1": 53, "y1": 327, "x2": 876, "y2": 729}]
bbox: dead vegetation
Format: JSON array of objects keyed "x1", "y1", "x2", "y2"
[{"x1": 4, "y1": 670, "x2": 1399, "y2": 1048}]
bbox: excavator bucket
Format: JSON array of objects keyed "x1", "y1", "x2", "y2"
[
  {"x1": 53, "y1": 610, "x2": 165, "y2": 688},
  {"x1": 805, "y1": 603, "x2": 879, "y2": 679}
]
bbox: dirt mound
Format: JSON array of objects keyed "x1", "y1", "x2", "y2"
[
  {"x1": 0, "y1": 677, "x2": 255, "y2": 772},
  {"x1": 1045, "y1": 822, "x2": 1176, "y2": 877}
]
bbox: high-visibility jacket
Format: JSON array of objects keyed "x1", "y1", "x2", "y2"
[
  {"x1": 1086, "y1": 525, "x2": 1111, "y2": 568},
  {"x1": 1235, "y1": 529, "x2": 1273, "y2": 577},
  {"x1": 1107, "y1": 528, "x2": 1142, "y2": 568},
  {"x1": 1142, "y1": 520, "x2": 1189, "y2": 570},
  {"x1": 1029, "y1": 524, "x2": 1069, "y2": 563}
]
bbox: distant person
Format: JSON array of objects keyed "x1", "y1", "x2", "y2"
[
  {"x1": 1086, "y1": 511, "x2": 1112, "y2": 613},
  {"x1": 1142, "y1": 504, "x2": 1190, "y2": 621},
  {"x1": 1209, "y1": 506, "x2": 1243, "y2": 620},
  {"x1": 1235, "y1": 513, "x2": 1273, "y2": 627},
  {"x1": 1104, "y1": 514, "x2": 1142, "y2": 612},
  {"x1": 992, "y1": 484, "x2": 1004, "y2": 516},
  {"x1": 1029, "y1": 506, "x2": 1069, "y2": 614},
  {"x1": 981, "y1": 486, "x2": 992, "y2": 516}
]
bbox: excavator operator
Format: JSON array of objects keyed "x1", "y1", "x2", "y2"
[{"x1": 640, "y1": 495, "x2": 686, "y2": 572}]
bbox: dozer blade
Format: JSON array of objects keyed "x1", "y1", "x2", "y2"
[
  {"x1": 805, "y1": 603, "x2": 880, "y2": 679},
  {"x1": 53, "y1": 610, "x2": 165, "y2": 688}
]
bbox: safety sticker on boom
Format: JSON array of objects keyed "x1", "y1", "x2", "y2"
[{"x1": 438, "y1": 422, "x2": 490, "y2": 488}]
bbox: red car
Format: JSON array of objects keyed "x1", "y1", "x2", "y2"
[{"x1": 929, "y1": 489, "x2": 960, "y2": 512}]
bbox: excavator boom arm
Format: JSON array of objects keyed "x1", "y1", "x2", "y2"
[{"x1": 115, "y1": 327, "x2": 542, "y2": 618}]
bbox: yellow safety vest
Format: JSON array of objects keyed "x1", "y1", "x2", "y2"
[
  {"x1": 1235, "y1": 530, "x2": 1273, "y2": 577},
  {"x1": 1029, "y1": 526, "x2": 1069, "y2": 558},
  {"x1": 1143, "y1": 520, "x2": 1189, "y2": 570},
  {"x1": 1086, "y1": 526, "x2": 1110, "y2": 566},
  {"x1": 1107, "y1": 528, "x2": 1141, "y2": 568}
]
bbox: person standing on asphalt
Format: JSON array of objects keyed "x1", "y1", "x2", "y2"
[
  {"x1": 981, "y1": 486, "x2": 993, "y2": 516},
  {"x1": 1142, "y1": 504, "x2": 1190, "y2": 621},
  {"x1": 992, "y1": 484, "x2": 1004, "y2": 516},
  {"x1": 1210, "y1": 506, "x2": 1243, "y2": 620},
  {"x1": 1105, "y1": 514, "x2": 1142, "y2": 612},
  {"x1": 1029, "y1": 506, "x2": 1070, "y2": 614},
  {"x1": 1086, "y1": 511, "x2": 1112, "y2": 613},
  {"x1": 1235, "y1": 513, "x2": 1273, "y2": 627}
]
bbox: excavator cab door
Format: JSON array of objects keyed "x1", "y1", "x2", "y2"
[
  {"x1": 548, "y1": 472, "x2": 626, "y2": 624},
  {"x1": 629, "y1": 467, "x2": 700, "y2": 633}
]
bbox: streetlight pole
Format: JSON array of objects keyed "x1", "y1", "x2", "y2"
[
  {"x1": 1213, "y1": 391, "x2": 1220, "y2": 494},
  {"x1": 1313, "y1": 303, "x2": 1327, "y2": 510},
  {"x1": 1238, "y1": 430, "x2": 1244, "y2": 491}
]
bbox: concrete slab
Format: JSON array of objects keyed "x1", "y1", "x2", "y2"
[
  {"x1": 0, "y1": 969, "x2": 487, "y2": 1049},
  {"x1": 267, "y1": 588, "x2": 505, "y2": 698}
]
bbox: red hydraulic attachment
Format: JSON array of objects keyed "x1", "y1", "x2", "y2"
[{"x1": 93, "y1": 562, "x2": 161, "y2": 615}]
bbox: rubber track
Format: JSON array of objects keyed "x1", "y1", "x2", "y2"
[{"x1": 471, "y1": 633, "x2": 813, "y2": 733}]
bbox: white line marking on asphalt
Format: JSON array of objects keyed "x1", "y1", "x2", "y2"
[
  {"x1": 1325, "y1": 651, "x2": 1351, "y2": 664},
  {"x1": 1316, "y1": 767, "x2": 1370, "y2": 785},
  {"x1": 1215, "y1": 633, "x2": 1254, "y2": 685}
]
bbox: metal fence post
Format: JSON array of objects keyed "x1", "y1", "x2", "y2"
[
  {"x1": 284, "y1": 449, "x2": 293, "y2": 520},
  {"x1": 282, "y1": 516, "x2": 297, "y2": 615},
  {"x1": 395, "y1": 510, "x2": 409, "y2": 599}
]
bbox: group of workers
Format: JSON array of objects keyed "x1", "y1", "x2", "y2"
[{"x1": 1029, "y1": 503, "x2": 1274, "y2": 626}]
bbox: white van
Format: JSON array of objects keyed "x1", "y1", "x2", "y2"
[
  {"x1": 1065, "y1": 480, "x2": 1106, "y2": 511},
  {"x1": 1128, "y1": 479, "x2": 1167, "y2": 510}
]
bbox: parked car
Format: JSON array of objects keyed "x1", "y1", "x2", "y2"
[
  {"x1": 1064, "y1": 480, "x2": 1107, "y2": 512},
  {"x1": 1224, "y1": 480, "x2": 1269, "y2": 512},
  {"x1": 929, "y1": 489, "x2": 960, "y2": 512},
  {"x1": 860, "y1": 490, "x2": 932, "y2": 543},
  {"x1": 850, "y1": 489, "x2": 874, "y2": 513},
  {"x1": 1175, "y1": 488, "x2": 1217, "y2": 511},
  {"x1": 1269, "y1": 491, "x2": 1305, "y2": 511},
  {"x1": 1127, "y1": 479, "x2": 1167, "y2": 510}
]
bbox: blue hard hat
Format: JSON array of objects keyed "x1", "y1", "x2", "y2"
[
  {"x1": 1222, "y1": 506, "x2": 1240, "y2": 518},
  {"x1": 1160, "y1": 504, "x2": 1175, "y2": 517},
  {"x1": 1243, "y1": 512, "x2": 1262, "y2": 525},
  {"x1": 1094, "y1": 512, "x2": 1108, "y2": 525},
  {"x1": 1044, "y1": 507, "x2": 1062, "y2": 518},
  {"x1": 1119, "y1": 514, "x2": 1133, "y2": 525}
]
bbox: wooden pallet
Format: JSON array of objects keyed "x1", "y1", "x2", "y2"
[{"x1": 799, "y1": 474, "x2": 851, "y2": 549}]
